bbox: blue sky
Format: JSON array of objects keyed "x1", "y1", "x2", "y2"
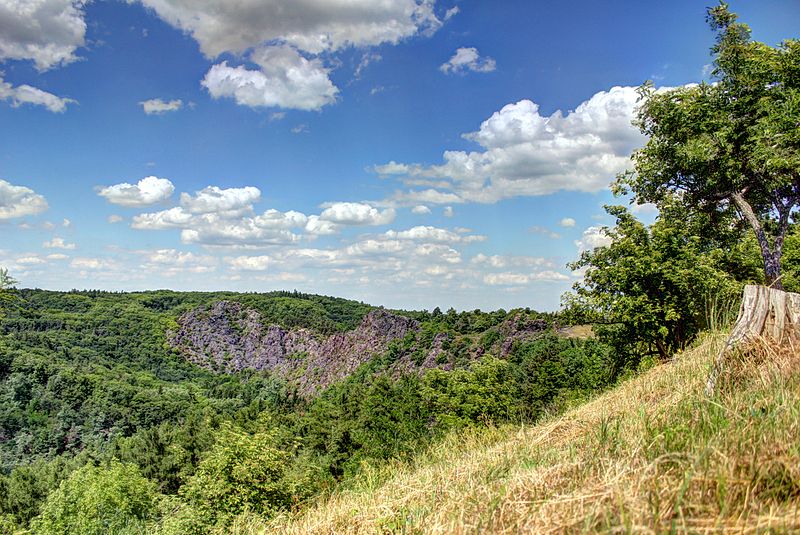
[{"x1": 1, "y1": 0, "x2": 798, "y2": 311}]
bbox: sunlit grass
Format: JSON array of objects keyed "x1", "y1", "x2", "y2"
[{"x1": 227, "y1": 330, "x2": 800, "y2": 533}]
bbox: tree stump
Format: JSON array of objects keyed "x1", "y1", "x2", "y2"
[{"x1": 705, "y1": 284, "x2": 800, "y2": 395}]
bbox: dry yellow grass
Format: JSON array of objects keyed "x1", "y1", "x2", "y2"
[{"x1": 231, "y1": 332, "x2": 800, "y2": 534}]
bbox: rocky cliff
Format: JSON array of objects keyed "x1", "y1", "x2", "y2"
[{"x1": 168, "y1": 301, "x2": 419, "y2": 396}]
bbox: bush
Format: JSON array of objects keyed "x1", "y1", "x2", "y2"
[{"x1": 30, "y1": 461, "x2": 159, "y2": 535}]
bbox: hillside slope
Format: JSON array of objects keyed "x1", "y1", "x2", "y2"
[{"x1": 255, "y1": 334, "x2": 800, "y2": 534}]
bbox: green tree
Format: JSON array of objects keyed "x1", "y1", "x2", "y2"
[
  {"x1": 30, "y1": 461, "x2": 159, "y2": 535},
  {"x1": 618, "y1": 2, "x2": 800, "y2": 289},
  {"x1": 0, "y1": 268, "x2": 17, "y2": 318},
  {"x1": 567, "y1": 203, "x2": 752, "y2": 362},
  {"x1": 177, "y1": 424, "x2": 294, "y2": 528}
]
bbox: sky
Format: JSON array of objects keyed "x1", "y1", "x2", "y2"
[{"x1": 1, "y1": 1, "x2": 799, "y2": 312}]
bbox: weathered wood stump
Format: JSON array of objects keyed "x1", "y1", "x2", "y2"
[{"x1": 705, "y1": 284, "x2": 800, "y2": 395}]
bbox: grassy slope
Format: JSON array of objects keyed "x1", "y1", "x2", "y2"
[{"x1": 236, "y1": 332, "x2": 800, "y2": 534}]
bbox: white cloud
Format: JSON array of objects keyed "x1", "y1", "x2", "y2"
[
  {"x1": 70, "y1": 257, "x2": 113, "y2": 270},
  {"x1": 180, "y1": 185, "x2": 261, "y2": 215},
  {"x1": 136, "y1": 0, "x2": 441, "y2": 58},
  {"x1": 411, "y1": 205, "x2": 431, "y2": 215},
  {"x1": 440, "y1": 47, "x2": 496, "y2": 74},
  {"x1": 575, "y1": 226, "x2": 613, "y2": 254},
  {"x1": 98, "y1": 176, "x2": 175, "y2": 207},
  {"x1": 62, "y1": 218, "x2": 71, "y2": 227},
  {"x1": 484, "y1": 270, "x2": 568, "y2": 286},
  {"x1": 304, "y1": 215, "x2": 338, "y2": 235},
  {"x1": 0, "y1": 0, "x2": 86, "y2": 70},
  {"x1": 140, "y1": 249, "x2": 217, "y2": 274},
  {"x1": 0, "y1": 76, "x2": 75, "y2": 112},
  {"x1": 374, "y1": 161, "x2": 410, "y2": 176},
  {"x1": 471, "y1": 253, "x2": 553, "y2": 269},
  {"x1": 528, "y1": 226, "x2": 560, "y2": 239},
  {"x1": 381, "y1": 86, "x2": 645, "y2": 204},
  {"x1": 202, "y1": 45, "x2": 338, "y2": 111},
  {"x1": 0, "y1": 179, "x2": 48, "y2": 219},
  {"x1": 131, "y1": 207, "x2": 193, "y2": 229},
  {"x1": 175, "y1": 209, "x2": 307, "y2": 247},
  {"x1": 140, "y1": 98, "x2": 183, "y2": 114},
  {"x1": 559, "y1": 217, "x2": 576, "y2": 228},
  {"x1": 385, "y1": 225, "x2": 484, "y2": 243},
  {"x1": 443, "y1": 206, "x2": 454, "y2": 217},
  {"x1": 354, "y1": 51, "x2": 381, "y2": 78},
  {"x1": 107, "y1": 214, "x2": 123, "y2": 224},
  {"x1": 291, "y1": 123, "x2": 309, "y2": 134},
  {"x1": 630, "y1": 202, "x2": 658, "y2": 216},
  {"x1": 443, "y1": 6, "x2": 459, "y2": 21},
  {"x1": 42, "y1": 237, "x2": 76, "y2": 250},
  {"x1": 226, "y1": 255, "x2": 272, "y2": 271},
  {"x1": 15, "y1": 255, "x2": 46, "y2": 265},
  {"x1": 483, "y1": 272, "x2": 530, "y2": 286},
  {"x1": 319, "y1": 202, "x2": 395, "y2": 226}
]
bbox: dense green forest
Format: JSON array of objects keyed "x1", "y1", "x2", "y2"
[{"x1": 0, "y1": 288, "x2": 619, "y2": 533}]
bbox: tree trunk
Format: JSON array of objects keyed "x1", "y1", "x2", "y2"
[
  {"x1": 730, "y1": 192, "x2": 784, "y2": 290},
  {"x1": 705, "y1": 284, "x2": 800, "y2": 395}
]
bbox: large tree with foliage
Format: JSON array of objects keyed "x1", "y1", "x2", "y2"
[
  {"x1": 617, "y1": 2, "x2": 800, "y2": 289},
  {"x1": 567, "y1": 201, "x2": 756, "y2": 363}
]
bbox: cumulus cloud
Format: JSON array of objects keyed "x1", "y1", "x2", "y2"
[
  {"x1": 180, "y1": 215, "x2": 304, "y2": 246},
  {"x1": 0, "y1": 0, "x2": 86, "y2": 70},
  {"x1": 42, "y1": 237, "x2": 76, "y2": 250},
  {"x1": 443, "y1": 206, "x2": 454, "y2": 217},
  {"x1": 0, "y1": 179, "x2": 48, "y2": 219},
  {"x1": 440, "y1": 47, "x2": 496, "y2": 74},
  {"x1": 575, "y1": 226, "x2": 613, "y2": 254},
  {"x1": 131, "y1": 207, "x2": 193, "y2": 229},
  {"x1": 379, "y1": 86, "x2": 645, "y2": 204},
  {"x1": 136, "y1": 0, "x2": 441, "y2": 58},
  {"x1": 133, "y1": 205, "x2": 307, "y2": 246},
  {"x1": 304, "y1": 215, "x2": 338, "y2": 235},
  {"x1": 107, "y1": 214, "x2": 123, "y2": 223},
  {"x1": 140, "y1": 249, "x2": 217, "y2": 274},
  {"x1": 0, "y1": 76, "x2": 75, "y2": 112},
  {"x1": 179, "y1": 185, "x2": 261, "y2": 215},
  {"x1": 319, "y1": 202, "x2": 395, "y2": 226},
  {"x1": 140, "y1": 98, "x2": 183, "y2": 114},
  {"x1": 227, "y1": 255, "x2": 272, "y2": 271},
  {"x1": 559, "y1": 217, "x2": 576, "y2": 227},
  {"x1": 411, "y1": 205, "x2": 431, "y2": 215},
  {"x1": 97, "y1": 176, "x2": 175, "y2": 207},
  {"x1": 202, "y1": 46, "x2": 338, "y2": 111},
  {"x1": 385, "y1": 225, "x2": 485, "y2": 243}
]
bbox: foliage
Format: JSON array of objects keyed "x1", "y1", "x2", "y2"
[
  {"x1": 567, "y1": 202, "x2": 758, "y2": 365},
  {"x1": 0, "y1": 269, "x2": 17, "y2": 320},
  {"x1": 30, "y1": 460, "x2": 159, "y2": 535},
  {"x1": 174, "y1": 423, "x2": 295, "y2": 530},
  {"x1": 617, "y1": 2, "x2": 800, "y2": 287},
  {"x1": 0, "y1": 288, "x2": 611, "y2": 532}
]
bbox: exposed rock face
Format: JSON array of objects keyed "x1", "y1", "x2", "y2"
[
  {"x1": 498, "y1": 314, "x2": 550, "y2": 357},
  {"x1": 169, "y1": 301, "x2": 419, "y2": 396}
]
